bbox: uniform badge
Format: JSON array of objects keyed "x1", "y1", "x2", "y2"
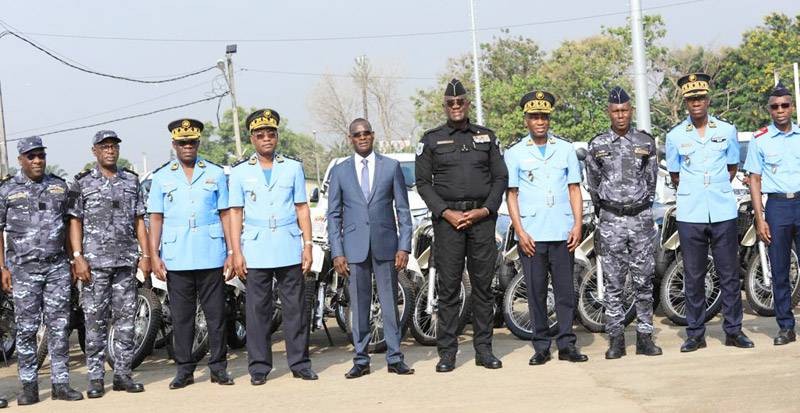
[
  {"x1": 248, "y1": 157, "x2": 257, "y2": 165},
  {"x1": 7, "y1": 192, "x2": 27, "y2": 201},
  {"x1": 170, "y1": 163, "x2": 178, "y2": 171},
  {"x1": 595, "y1": 150, "x2": 610, "y2": 158},
  {"x1": 415, "y1": 142, "x2": 425, "y2": 156},
  {"x1": 710, "y1": 137, "x2": 725, "y2": 143},
  {"x1": 548, "y1": 138, "x2": 556, "y2": 144},
  {"x1": 205, "y1": 178, "x2": 215, "y2": 184},
  {"x1": 772, "y1": 165, "x2": 778, "y2": 174},
  {"x1": 197, "y1": 160, "x2": 206, "y2": 168},
  {"x1": 435, "y1": 140, "x2": 454, "y2": 145},
  {"x1": 685, "y1": 124, "x2": 694, "y2": 132},
  {"x1": 680, "y1": 143, "x2": 692, "y2": 148},
  {"x1": 472, "y1": 134, "x2": 490, "y2": 144},
  {"x1": 634, "y1": 147, "x2": 650, "y2": 156},
  {"x1": 276, "y1": 154, "x2": 285, "y2": 163},
  {"x1": 47, "y1": 185, "x2": 65, "y2": 194},
  {"x1": 527, "y1": 171, "x2": 534, "y2": 181},
  {"x1": 249, "y1": 191, "x2": 257, "y2": 202},
  {"x1": 708, "y1": 120, "x2": 717, "y2": 128}
]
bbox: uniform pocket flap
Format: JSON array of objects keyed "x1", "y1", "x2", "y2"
[
  {"x1": 288, "y1": 226, "x2": 302, "y2": 236},
  {"x1": 162, "y1": 229, "x2": 177, "y2": 243},
  {"x1": 518, "y1": 205, "x2": 538, "y2": 217},
  {"x1": 677, "y1": 145, "x2": 695, "y2": 156},
  {"x1": 764, "y1": 154, "x2": 782, "y2": 165},
  {"x1": 433, "y1": 144, "x2": 457, "y2": 154},
  {"x1": 241, "y1": 228, "x2": 259, "y2": 240},
  {"x1": 208, "y1": 223, "x2": 224, "y2": 238},
  {"x1": 343, "y1": 223, "x2": 356, "y2": 233}
]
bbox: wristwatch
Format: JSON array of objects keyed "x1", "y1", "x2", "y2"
[
  {"x1": 72, "y1": 251, "x2": 82, "y2": 258},
  {"x1": 304, "y1": 240, "x2": 313, "y2": 247}
]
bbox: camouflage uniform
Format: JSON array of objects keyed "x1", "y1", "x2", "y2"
[
  {"x1": 67, "y1": 166, "x2": 145, "y2": 380},
  {"x1": 0, "y1": 172, "x2": 70, "y2": 384},
  {"x1": 586, "y1": 129, "x2": 658, "y2": 336}
]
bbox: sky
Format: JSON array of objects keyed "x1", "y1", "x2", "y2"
[{"x1": 0, "y1": 0, "x2": 797, "y2": 175}]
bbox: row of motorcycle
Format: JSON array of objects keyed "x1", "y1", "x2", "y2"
[{"x1": 1, "y1": 195, "x2": 798, "y2": 369}]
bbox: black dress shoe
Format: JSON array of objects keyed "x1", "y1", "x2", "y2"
[
  {"x1": 725, "y1": 332, "x2": 754, "y2": 348},
  {"x1": 51, "y1": 384, "x2": 84, "y2": 401},
  {"x1": 345, "y1": 364, "x2": 371, "y2": 379},
  {"x1": 87, "y1": 379, "x2": 105, "y2": 399},
  {"x1": 112, "y1": 376, "x2": 144, "y2": 393},
  {"x1": 17, "y1": 381, "x2": 39, "y2": 406},
  {"x1": 210, "y1": 370, "x2": 235, "y2": 385},
  {"x1": 680, "y1": 336, "x2": 706, "y2": 353},
  {"x1": 475, "y1": 352, "x2": 503, "y2": 369},
  {"x1": 774, "y1": 329, "x2": 796, "y2": 346},
  {"x1": 292, "y1": 368, "x2": 319, "y2": 380},
  {"x1": 387, "y1": 362, "x2": 415, "y2": 375},
  {"x1": 529, "y1": 351, "x2": 551, "y2": 366},
  {"x1": 558, "y1": 346, "x2": 589, "y2": 362},
  {"x1": 169, "y1": 375, "x2": 195, "y2": 390},
  {"x1": 250, "y1": 374, "x2": 267, "y2": 386},
  {"x1": 435, "y1": 353, "x2": 456, "y2": 373}
]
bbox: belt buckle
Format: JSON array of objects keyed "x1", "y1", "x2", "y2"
[
  {"x1": 788, "y1": 193, "x2": 796, "y2": 199},
  {"x1": 269, "y1": 216, "x2": 277, "y2": 232},
  {"x1": 546, "y1": 192, "x2": 554, "y2": 208}
]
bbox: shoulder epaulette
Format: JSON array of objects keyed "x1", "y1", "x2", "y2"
[
  {"x1": 636, "y1": 129, "x2": 656, "y2": 143},
  {"x1": 587, "y1": 132, "x2": 606, "y2": 146},
  {"x1": 202, "y1": 159, "x2": 222, "y2": 169},
  {"x1": 278, "y1": 153, "x2": 302, "y2": 163},
  {"x1": 48, "y1": 173, "x2": 66, "y2": 182},
  {"x1": 152, "y1": 161, "x2": 172, "y2": 174},
  {"x1": 422, "y1": 125, "x2": 444, "y2": 137},
  {"x1": 506, "y1": 136, "x2": 524, "y2": 149},
  {"x1": 668, "y1": 120, "x2": 684, "y2": 132},
  {"x1": 552, "y1": 134, "x2": 572, "y2": 143},
  {"x1": 0, "y1": 175, "x2": 11, "y2": 186},
  {"x1": 754, "y1": 126, "x2": 769, "y2": 138},
  {"x1": 74, "y1": 169, "x2": 91, "y2": 181},
  {"x1": 474, "y1": 125, "x2": 495, "y2": 135},
  {"x1": 232, "y1": 157, "x2": 250, "y2": 168},
  {"x1": 122, "y1": 167, "x2": 138, "y2": 177}
]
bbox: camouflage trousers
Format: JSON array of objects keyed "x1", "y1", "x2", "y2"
[
  {"x1": 597, "y1": 209, "x2": 657, "y2": 336},
  {"x1": 11, "y1": 259, "x2": 71, "y2": 384},
  {"x1": 81, "y1": 266, "x2": 137, "y2": 380}
]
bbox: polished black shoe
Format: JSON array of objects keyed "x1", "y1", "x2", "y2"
[
  {"x1": 774, "y1": 329, "x2": 796, "y2": 346},
  {"x1": 435, "y1": 353, "x2": 456, "y2": 373},
  {"x1": 475, "y1": 352, "x2": 503, "y2": 369},
  {"x1": 17, "y1": 381, "x2": 39, "y2": 406},
  {"x1": 250, "y1": 374, "x2": 267, "y2": 386},
  {"x1": 558, "y1": 346, "x2": 589, "y2": 362},
  {"x1": 725, "y1": 332, "x2": 754, "y2": 348},
  {"x1": 210, "y1": 370, "x2": 235, "y2": 385},
  {"x1": 51, "y1": 384, "x2": 84, "y2": 401},
  {"x1": 605, "y1": 335, "x2": 626, "y2": 360},
  {"x1": 168, "y1": 375, "x2": 194, "y2": 390},
  {"x1": 292, "y1": 368, "x2": 319, "y2": 380},
  {"x1": 387, "y1": 362, "x2": 415, "y2": 375},
  {"x1": 680, "y1": 336, "x2": 706, "y2": 353},
  {"x1": 112, "y1": 376, "x2": 144, "y2": 393},
  {"x1": 344, "y1": 364, "x2": 371, "y2": 379},
  {"x1": 636, "y1": 332, "x2": 663, "y2": 356},
  {"x1": 528, "y1": 351, "x2": 551, "y2": 366},
  {"x1": 0, "y1": 398, "x2": 6, "y2": 408},
  {"x1": 87, "y1": 379, "x2": 105, "y2": 399}
]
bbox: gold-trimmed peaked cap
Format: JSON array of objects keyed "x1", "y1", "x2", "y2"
[
  {"x1": 520, "y1": 90, "x2": 555, "y2": 114},
  {"x1": 678, "y1": 73, "x2": 711, "y2": 98},
  {"x1": 246, "y1": 109, "x2": 280, "y2": 133},
  {"x1": 168, "y1": 118, "x2": 203, "y2": 140}
]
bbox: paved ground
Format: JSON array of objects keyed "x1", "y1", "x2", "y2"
[{"x1": 1, "y1": 309, "x2": 798, "y2": 412}]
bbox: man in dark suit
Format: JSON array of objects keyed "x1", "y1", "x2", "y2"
[{"x1": 326, "y1": 118, "x2": 414, "y2": 378}]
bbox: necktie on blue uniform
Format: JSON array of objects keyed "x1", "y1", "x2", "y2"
[{"x1": 360, "y1": 158, "x2": 370, "y2": 200}]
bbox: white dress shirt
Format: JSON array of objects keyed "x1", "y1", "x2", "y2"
[{"x1": 354, "y1": 151, "x2": 376, "y2": 192}]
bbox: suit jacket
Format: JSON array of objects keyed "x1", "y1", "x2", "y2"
[{"x1": 326, "y1": 153, "x2": 412, "y2": 263}]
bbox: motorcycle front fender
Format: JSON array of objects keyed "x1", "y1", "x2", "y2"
[
  {"x1": 503, "y1": 245, "x2": 518, "y2": 262},
  {"x1": 741, "y1": 224, "x2": 757, "y2": 247},
  {"x1": 406, "y1": 255, "x2": 422, "y2": 276},
  {"x1": 150, "y1": 273, "x2": 168, "y2": 291},
  {"x1": 417, "y1": 247, "x2": 431, "y2": 270},
  {"x1": 225, "y1": 276, "x2": 246, "y2": 292},
  {"x1": 663, "y1": 231, "x2": 681, "y2": 251}
]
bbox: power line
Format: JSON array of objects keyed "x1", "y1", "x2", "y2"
[
  {"x1": 8, "y1": 92, "x2": 228, "y2": 141},
  {"x1": 241, "y1": 68, "x2": 436, "y2": 81},
  {"x1": 0, "y1": 28, "x2": 216, "y2": 84},
  {"x1": 9, "y1": 0, "x2": 709, "y2": 44}
]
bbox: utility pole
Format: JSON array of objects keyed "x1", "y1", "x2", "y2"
[
  {"x1": 218, "y1": 44, "x2": 243, "y2": 159},
  {"x1": 630, "y1": 0, "x2": 651, "y2": 133},
  {"x1": 355, "y1": 55, "x2": 369, "y2": 120},
  {"x1": 469, "y1": 0, "x2": 484, "y2": 125},
  {"x1": 0, "y1": 81, "x2": 9, "y2": 176},
  {"x1": 312, "y1": 130, "x2": 321, "y2": 188}
]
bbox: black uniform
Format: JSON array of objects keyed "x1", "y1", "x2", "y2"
[{"x1": 415, "y1": 120, "x2": 508, "y2": 357}]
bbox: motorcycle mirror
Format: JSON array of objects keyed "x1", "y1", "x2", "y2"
[
  {"x1": 575, "y1": 147, "x2": 588, "y2": 161},
  {"x1": 309, "y1": 188, "x2": 320, "y2": 203},
  {"x1": 656, "y1": 145, "x2": 666, "y2": 161}
]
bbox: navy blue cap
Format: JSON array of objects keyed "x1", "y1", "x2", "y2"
[
  {"x1": 92, "y1": 130, "x2": 121, "y2": 145},
  {"x1": 608, "y1": 86, "x2": 630, "y2": 104},
  {"x1": 770, "y1": 81, "x2": 791, "y2": 97},
  {"x1": 17, "y1": 136, "x2": 45, "y2": 155}
]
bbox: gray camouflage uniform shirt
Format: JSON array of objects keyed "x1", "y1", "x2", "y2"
[
  {"x1": 585, "y1": 129, "x2": 657, "y2": 205},
  {"x1": 67, "y1": 167, "x2": 145, "y2": 268}
]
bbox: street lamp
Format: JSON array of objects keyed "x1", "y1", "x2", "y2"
[{"x1": 217, "y1": 44, "x2": 243, "y2": 159}]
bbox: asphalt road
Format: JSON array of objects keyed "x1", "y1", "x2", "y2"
[{"x1": 0, "y1": 309, "x2": 798, "y2": 412}]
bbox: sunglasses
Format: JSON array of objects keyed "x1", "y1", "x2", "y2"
[
  {"x1": 351, "y1": 131, "x2": 373, "y2": 138},
  {"x1": 25, "y1": 152, "x2": 46, "y2": 160},
  {"x1": 95, "y1": 143, "x2": 120, "y2": 151},
  {"x1": 174, "y1": 139, "x2": 199, "y2": 147},
  {"x1": 769, "y1": 103, "x2": 792, "y2": 110},
  {"x1": 445, "y1": 98, "x2": 467, "y2": 108}
]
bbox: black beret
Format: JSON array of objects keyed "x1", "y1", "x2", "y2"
[
  {"x1": 608, "y1": 86, "x2": 630, "y2": 104},
  {"x1": 770, "y1": 81, "x2": 791, "y2": 97}
]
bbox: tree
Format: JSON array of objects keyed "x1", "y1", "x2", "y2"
[
  {"x1": 82, "y1": 157, "x2": 135, "y2": 171},
  {"x1": 45, "y1": 164, "x2": 68, "y2": 179}
]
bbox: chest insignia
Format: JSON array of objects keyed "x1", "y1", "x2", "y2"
[
  {"x1": 472, "y1": 134, "x2": 490, "y2": 144},
  {"x1": 47, "y1": 185, "x2": 65, "y2": 194}
]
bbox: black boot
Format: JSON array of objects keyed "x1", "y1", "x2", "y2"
[
  {"x1": 113, "y1": 376, "x2": 144, "y2": 393},
  {"x1": 605, "y1": 335, "x2": 626, "y2": 359},
  {"x1": 87, "y1": 379, "x2": 105, "y2": 399},
  {"x1": 51, "y1": 383, "x2": 84, "y2": 401},
  {"x1": 636, "y1": 332, "x2": 663, "y2": 356},
  {"x1": 17, "y1": 382, "x2": 39, "y2": 406}
]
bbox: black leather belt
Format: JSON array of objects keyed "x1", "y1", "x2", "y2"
[
  {"x1": 445, "y1": 200, "x2": 483, "y2": 211},
  {"x1": 767, "y1": 192, "x2": 800, "y2": 199},
  {"x1": 598, "y1": 200, "x2": 651, "y2": 216}
]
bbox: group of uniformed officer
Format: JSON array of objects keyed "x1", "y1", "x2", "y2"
[{"x1": 0, "y1": 72, "x2": 797, "y2": 405}]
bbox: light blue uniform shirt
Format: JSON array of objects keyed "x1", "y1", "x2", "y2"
[
  {"x1": 147, "y1": 158, "x2": 229, "y2": 271},
  {"x1": 505, "y1": 134, "x2": 581, "y2": 241},
  {"x1": 743, "y1": 122, "x2": 800, "y2": 194},
  {"x1": 229, "y1": 154, "x2": 307, "y2": 269},
  {"x1": 665, "y1": 115, "x2": 739, "y2": 223}
]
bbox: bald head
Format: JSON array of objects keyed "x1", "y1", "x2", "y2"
[{"x1": 349, "y1": 118, "x2": 372, "y2": 136}]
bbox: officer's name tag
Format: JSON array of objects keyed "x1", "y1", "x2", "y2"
[
  {"x1": 436, "y1": 140, "x2": 454, "y2": 145},
  {"x1": 204, "y1": 178, "x2": 216, "y2": 185},
  {"x1": 47, "y1": 185, "x2": 65, "y2": 194},
  {"x1": 680, "y1": 143, "x2": 692, "y2": 148},
  {"x1": 710, "y1": 137, "x2": 725, "y2": 143},
  {"x1": 595, "y1": 150, "x2": 610, "y2": 158},
  {"x1": 7, "y1": 192, "x2": 26, "y2": 201},
  {"x1": 473, "y1": 134, "x2": 490, "y2": 143},
  {"x1": 634, "y1": 147, "x2": 649, "y2": 156}
]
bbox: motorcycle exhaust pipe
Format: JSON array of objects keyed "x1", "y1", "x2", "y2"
[
  {"x1": 758, "y1": 241, "x2": 772, "y2": 288},
  {"x1": 596, "y1": 257, "x2": 605, "y2": 301},
  {"x1": 426, "y1": 268, "x2": 436, "y2": 315}
]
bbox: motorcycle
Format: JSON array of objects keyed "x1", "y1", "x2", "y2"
[{"x1": 0, "y1": 292, "x2": 16, "y2": 364}]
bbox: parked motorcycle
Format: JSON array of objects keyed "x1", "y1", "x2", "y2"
[{"x1": 0, "y1": 292, "x2": 16, "y2": 364}]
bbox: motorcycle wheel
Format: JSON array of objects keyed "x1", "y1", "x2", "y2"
[
  {"x1": 744, "y1": 250, "x2": 800, "y2": 316},
  {"x1": 270, "y1": 279, "x2": 283, "y2": 334},
  {"x1": 410, "y1": 274, "x2": 469, "y2": 346},
  {"x1": 106, "y1": 288, "x2": 162, "y2": 369},
  {"x1": 659, "y1": 254, "x2": 722, "y2": 326},
  {"x1": 576, "y1": 262, "x2": 636, "y2": 333},
  {"x1": 153, "y1": 290, "x2": 170, "y2": 349},
  {"x1": 502, "y1": 266, "x2": 558, "y2": 341},
  {"x1": 226, "y1": 293, "x2": 247, "y2": 349},
  {"x1": 0, "y1": 294, "x2": 16, "y2": 361},
  {"x1": 166, "y1": 305, "x2": 209, "y2": 362}
]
